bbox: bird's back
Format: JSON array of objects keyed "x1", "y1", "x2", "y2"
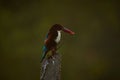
[{"x1": 45, "y1": 31, "x2": 58, "y2": 50}]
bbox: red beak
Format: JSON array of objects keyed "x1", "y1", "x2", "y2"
[{"x1": 62, "y1": 27, "x2": 75, "y2": 35}]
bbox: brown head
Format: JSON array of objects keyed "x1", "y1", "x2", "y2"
[{"x1": 50, "y1": 24, "x2": 75, "y2": 35}]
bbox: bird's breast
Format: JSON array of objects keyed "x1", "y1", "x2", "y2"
[{"x1": 55, "y1": 31, "x2": 61, "y2": 43}]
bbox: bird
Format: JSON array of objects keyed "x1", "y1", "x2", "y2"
[{"x1": 41, "y1": 24, "x2": 75, "y2": 62}]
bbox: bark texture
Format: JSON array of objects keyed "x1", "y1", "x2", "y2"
[{"x1": 40, "y1": 53, "x2": 61, "y2": 80}]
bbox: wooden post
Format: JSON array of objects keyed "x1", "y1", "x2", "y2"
[{"x1": 40, "y1": 53, "x2": 61, "y2": 80}]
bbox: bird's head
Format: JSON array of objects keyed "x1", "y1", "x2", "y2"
[{"x1": 50, "y1": 24, "x2": 75, "y2": 35}]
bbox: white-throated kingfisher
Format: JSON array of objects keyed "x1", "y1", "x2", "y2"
[{"x1": 41, "y1": 24, "x2": 75, "y2": 62}]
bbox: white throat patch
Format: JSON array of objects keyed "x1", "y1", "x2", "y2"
[{"x1": 55, "y1": 31, "x2": 61, "y2": 43}]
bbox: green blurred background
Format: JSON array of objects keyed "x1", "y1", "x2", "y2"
[{"x1": 0, "y1": 0, "x2": 120, "y2": 80}]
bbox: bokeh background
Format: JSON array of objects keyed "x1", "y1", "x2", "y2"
[{"x1": 0, "y1": 0, "x2": 120, "y2": 80}]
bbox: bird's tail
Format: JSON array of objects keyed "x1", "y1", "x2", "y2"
[{"x1": 40, "y1": 51, "x2": 47, "y2": 63}]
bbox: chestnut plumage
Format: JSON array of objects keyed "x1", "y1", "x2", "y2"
[{"x1": 41, "y1": 24, "x2": 75, "y2": 62}]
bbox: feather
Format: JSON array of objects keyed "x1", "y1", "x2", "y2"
[{"x1": 41, "y1": 45, "x2": 47, "y2": 62}]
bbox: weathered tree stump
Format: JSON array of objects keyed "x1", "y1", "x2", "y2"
[{"x1": 40, "y1": 53, "x2": 61, "y2": 80}]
